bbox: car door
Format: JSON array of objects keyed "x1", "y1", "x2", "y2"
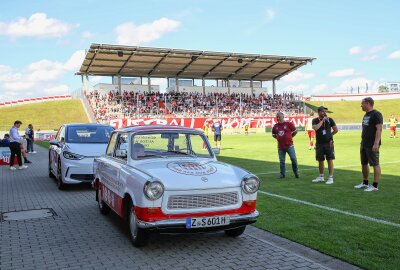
[
  {"x1": 100, "y1": 133, "x2": 128, "y2": 216},
  {"x1": 50, "y1": 126, "x2": 65, "y2": 173}
]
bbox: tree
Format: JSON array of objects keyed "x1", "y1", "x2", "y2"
[{"x1": 378, "y1": 85, "x2": 389, "y2": 93}]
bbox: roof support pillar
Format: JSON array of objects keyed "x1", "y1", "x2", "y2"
[
  {"x1": 272, "y1": 79, "x2": 276, "y2": 95},
  {"x1": 176, "y1": 77, "x2": 179, "y2": 92},
  {"x1": 250, "y1": 80, "x2": 254, "y2": 96},
  {"x1": 117, "y1": 75, "x2": 121, "y2": 94},
  {"x1": 81, "y1": 75, "x2": 89, "y2": 96},
  {"x1": 147, "y1": 76, "x2": 151, "y2": 92},
  {"x1": 202, "y1": 78, "x2": 205, "y2": 95},
  {"x1": 227, "y1": 80, "x2": 231, "y2": 94}
]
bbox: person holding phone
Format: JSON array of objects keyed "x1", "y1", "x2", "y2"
[{"x1": 311, "y1": 106, "x2": 338, "y2": 184}]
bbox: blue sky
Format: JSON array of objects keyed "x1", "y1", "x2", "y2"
[{"x1": 0, "y1": 0, "x2": 399, "y2": 101}]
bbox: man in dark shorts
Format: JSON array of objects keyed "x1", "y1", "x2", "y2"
[
  {"x1": 212, "y1": 120, "x2": 223, "y2": 148},
  {"x1": 272, "y1": 112, "x2": 299, "y2": 179},
  {"x1": 354, "y1": 97, "x2": 383, "y2": 192},
  {"x1": 311, "y1": 106, "x2": 338, "y2": 184}
]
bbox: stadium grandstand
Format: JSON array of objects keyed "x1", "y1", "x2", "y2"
[{"x1": 77, "y1": 44, "x2": 315, "y2": 125}]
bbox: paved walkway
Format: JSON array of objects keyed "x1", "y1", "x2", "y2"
[{"x1": 0, "y1": 145, "x2": 362, "y2": 270}]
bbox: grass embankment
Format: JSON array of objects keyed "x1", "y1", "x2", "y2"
[
  {"x1": 306, "y1": 99, "x2": 400, "y2": 123},
  {"x1": 0, "y1": 100, "x2": 89, "y2": 131},
  {"x1": 218, "y1": 131, "x2": 400, "y2": 270}
]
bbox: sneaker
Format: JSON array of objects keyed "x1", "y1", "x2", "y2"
[
  {"x1": 326, "y1": 177, "x2": 334, "y2": 185},
  {"x1": 31, "y1": 151, "x2": 37, "y2": 154},
  {"x1": 9, "y1": 166, "x2": 17, "y2": 171},
  {"x1": 294, "y1": 172, "x2": 300, "y2": 179},
  {"x1": 24, "y1": 160, "x2": 32, "y2": 164},
  {"x1": 354, "y1": 183, "x2": 369, "y2": 189},
  {"x1": 18, "y1": 165, "x2": 28, "y2": 170},
  {"x1": 364, "y1": 185, "x2": 378, "y2": 192},
  {"x1": 277, "y1": 174, "x2": 285, "y2": 179},
  {"x1": 312, "y1": 176, "x2": 325, "y2": 183}
]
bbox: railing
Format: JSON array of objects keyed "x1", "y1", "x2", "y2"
[{"x1": 0, "y1": 95, "x2": 72, "y2": 107}]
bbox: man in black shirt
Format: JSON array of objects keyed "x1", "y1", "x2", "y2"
[
  {"x1": 311, "y1": 106, "x2": 338, "y2": 184},
  {"x1": 354, "y1": 97, "x2": 383, "y2": 192}
]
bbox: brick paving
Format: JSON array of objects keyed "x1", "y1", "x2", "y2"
[{"x1": 0, "y1": 145, "x2": 361, "y2": 270}]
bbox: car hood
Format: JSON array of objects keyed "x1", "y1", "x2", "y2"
[
  {"x1": 132, "y1": 158, "x2": 248, "y2": 190},
  {"x1": 65, "y1": 143, "x2": 107, "y2": 157}
]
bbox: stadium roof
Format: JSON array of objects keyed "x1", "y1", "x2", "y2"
[{"x1": 78, "y1": 43, "x2": 315, "y2": 81}]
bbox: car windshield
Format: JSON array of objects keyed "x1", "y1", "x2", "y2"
[
  {"x1": 131, "y1": 131, "x2": 213, "y2": 159},
  {"x1": 66, "y1": 126, "x2": 114, "y2": 143}
]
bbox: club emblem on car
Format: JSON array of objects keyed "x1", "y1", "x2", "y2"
[{"x1": 167, "y1": 161, "x2": 217, "y2": 176}]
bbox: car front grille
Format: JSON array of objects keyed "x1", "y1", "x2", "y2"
[
  {"x1": 70, "y1": 174, "x2": 94, "y2": 181},
  {"x1": 167, "y1": 192, "x2": 239, "y2": 210}
]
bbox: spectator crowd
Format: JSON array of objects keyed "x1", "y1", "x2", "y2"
[{"x1": 86, "y1": 90, "x2": 304, "y2": 121}]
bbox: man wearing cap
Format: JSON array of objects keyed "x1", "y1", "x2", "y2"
[
  {"x1": 311, "y1": 106, "x2": 338, "y2": 184},
  {"x1": 354, "y1": 97, "x2": 383, "y2": 192}
]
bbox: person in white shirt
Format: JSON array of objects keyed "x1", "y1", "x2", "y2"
[{"x1": 9, "y1": 120, "x2": 28, "y2": 170}]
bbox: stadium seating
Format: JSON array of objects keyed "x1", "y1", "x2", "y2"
[{"x1": 86, "y1": 90, "x2": 303, "y2": 122}]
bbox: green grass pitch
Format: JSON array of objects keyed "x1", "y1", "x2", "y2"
[{"x1": 218, "y1": 130, "x2": 400, "y2": 270}]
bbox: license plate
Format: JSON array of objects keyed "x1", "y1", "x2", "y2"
[{"x1": 186, "y1": 216, "x2": 230, "y2": 228}]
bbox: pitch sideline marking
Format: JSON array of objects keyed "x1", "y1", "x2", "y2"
[
  {"x1": 258, "y1": 190, "x2": 400, "y2": 228},
  {"x1": 255, "y1": 160, "x2": 400, "y2": 175}
]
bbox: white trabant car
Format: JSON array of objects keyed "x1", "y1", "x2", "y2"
[{"x1": 93, "y1": 125, "x2": 259, "y2": 247}]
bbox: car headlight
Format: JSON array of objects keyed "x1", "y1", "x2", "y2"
[
  {"x1": 143, "y1": 180, "x2": 164, "y2": 200},
  {"x1": 242, "y1": 175, "x2": 260, "y2": 194},
  {"x1": 63, "y1": 151, "x2": 85, "y2": 160}
]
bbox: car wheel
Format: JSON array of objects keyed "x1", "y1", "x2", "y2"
[
  {"x1": 48, "y1": 155, "x2": 55, "y2": 178},
  {"x1": 97, "y1": 187, "x2": 111, "y2": 215},
  {"x1": 225, "y1": 226, "x2": 246, "y2": 237},
  {"x1": 57, "y1": 159, "x2": 66, "y2": 190},
  {"x1": 128, "y1": 200, "x2": 149, "y2": 247}
]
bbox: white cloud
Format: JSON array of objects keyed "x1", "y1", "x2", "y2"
[
  {"x1": 266, "y1": 9, "x2": 275, "y2": 20},
  {"x1": 0, "y1": 65, "x2": 12, "y2": 73},
  {"x1": 281, "y1": 71, "x2": 314, "y2": 83},
  {"x1": 368, "y1": 44, "x2": 386, "y2": 54},
  {"x1": 361, "y1": 55, "x2": 377, "y2": 61},
  {"x1": 312, "y1": 84, "x2": 328, "y2": 94},
  {"x1": 328, "y1": 68, "x2": 357, "y2": 77},
  {"x1": 64, "y1": 50, "x2": 86, "y2": 71},
  {"x1": 0, "y1": 13, "x2": 76, "y2": 38},
  {"x1": 388, "y1": 50, "x2": 400, "y2": 59},
  {"x1": 349, "y1": 46, "x2": 362, "y2": 55},
  {"x1": 115, "y1": 17, "x2": 180, "y2": 45},
  {"x1": 0, "y1": 50, "x2": 85, "y2": 101},
  {"x1": 82, "y1": 31, "x2": 94, "y2": 39},
  {"x1": 333, "y1": 77, "x2": 374, "y2": 93}
]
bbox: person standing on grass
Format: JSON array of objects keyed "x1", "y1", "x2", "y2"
[
  {"x1": 272, "y1": 112, "x2": 299, "y2": 179},
  {"x1": 25, "y1": 124, "x2": 36, "y2": 153},
  {"x1": 311, "y1": 106, "x2": 338, "y2": 184},
  {"x1": 389, "y1": 114, "x2": 398, "y2": 138},
  {"x1": 9, "y1": 120, "x2": 28, "y2": 170},
  {"x1": 354, "y1": 97, "x2": 383, "y2": 192},
  {"x1": 305, "y1": 112, "x2": 315, "y2": 150},
  {"x1": 212, "y1": 120, "x2": 223, "y2": 148}
]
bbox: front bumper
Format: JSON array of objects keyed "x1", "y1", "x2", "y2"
[
  {"x1": 62, "y1": 157, "x2": 95, "y2": 184},
  {"x1": 137, "y1": 210, "x2": 259, "y2": 232}
]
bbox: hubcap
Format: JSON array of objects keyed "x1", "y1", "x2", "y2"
[{"x1": 129, "y1": 208, "x2": 138, "y2": 240}]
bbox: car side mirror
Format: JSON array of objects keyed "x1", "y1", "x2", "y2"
[
  {"x1": 49, "y1": 139, "x2": 60, "y2": 147},
  {"x1": 115, "y1": 149, "x2": 127, "y2": 158},
  {"x1": 212, "y1": 147, "x2": 220, "y2": 155}
]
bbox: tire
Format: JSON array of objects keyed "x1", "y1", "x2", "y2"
[
  {"x1": 48, "y1": 155, "x2": 55, "y2": 178},
  {"x1": 127, "y1": 200, "x2": 149, "y2": 247},
  {"x1": 225, "y1": 226, "x2": 246, "y2": 237},
  {"x1": 97, "y1": 187, "x2": 111, "y2": 215},
  {"x1": 56, "y1": 159, "x2": 66, "y2": 190}
]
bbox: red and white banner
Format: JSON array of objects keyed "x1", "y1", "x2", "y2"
[{"x1": 110, "y1": 116, "x2": 308, "y2": 129}]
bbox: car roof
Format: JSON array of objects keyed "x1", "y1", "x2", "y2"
[
  {"x1": 64, "y1": 123, "x2": 113, "y2": 127},
  {"x1": 116, "y1": 125, "x2": 200, "y2": 134}
]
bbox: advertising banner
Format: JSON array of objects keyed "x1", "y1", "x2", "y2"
[{"x1": 109, "y1": 116, "x2": 308, "y2": 129}]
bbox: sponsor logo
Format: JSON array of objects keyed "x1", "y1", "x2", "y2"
[{"x1": 167, "y1": 161, "x2": 217, "y2": 176}]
